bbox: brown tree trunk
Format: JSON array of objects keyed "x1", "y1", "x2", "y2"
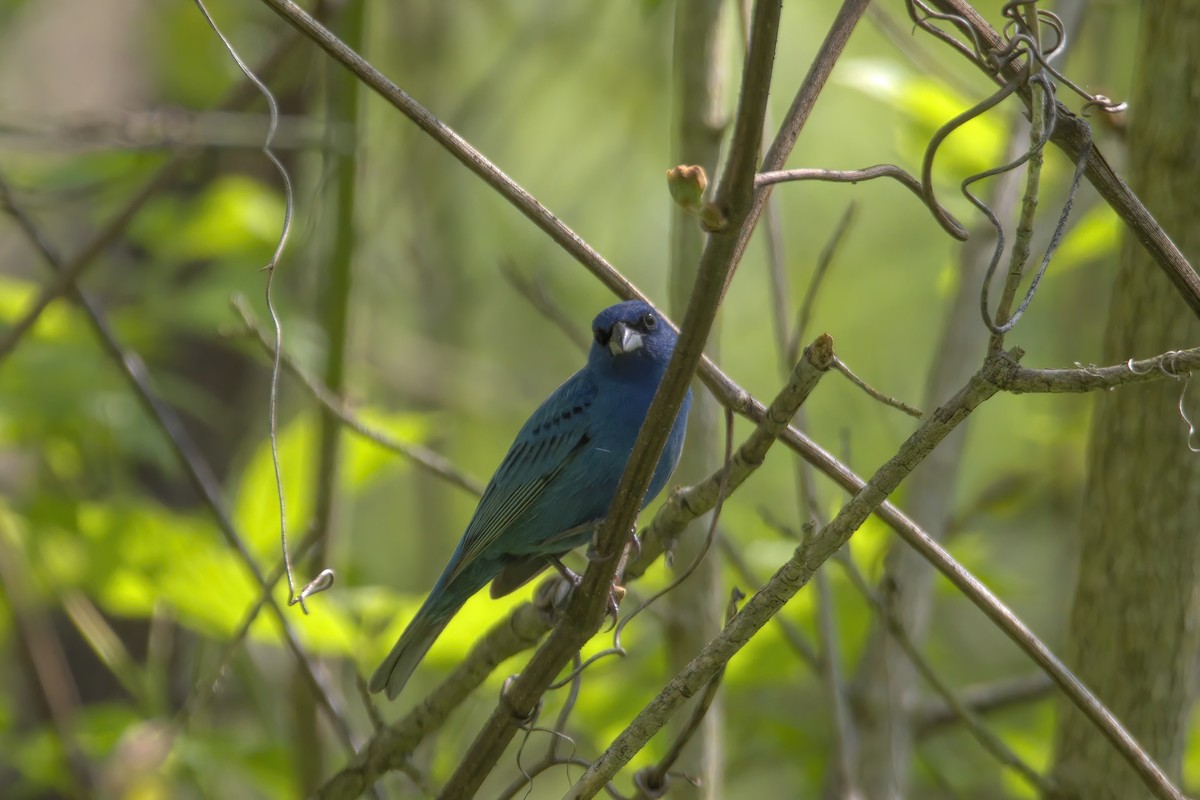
[{"x1": 1048, "y1": 2, "x2": 1200, "y2": 797}]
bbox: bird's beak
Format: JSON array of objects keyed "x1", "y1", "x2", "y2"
[{"x1": 608, "y1": 321, "x2": 644, "y2": 355}]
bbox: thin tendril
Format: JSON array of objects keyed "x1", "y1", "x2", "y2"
[{"x1": 191, "y1": 0, "x2": 327, "y2": 612}]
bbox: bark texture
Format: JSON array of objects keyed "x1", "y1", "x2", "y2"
[{"x1": 1048, "y1": 3, "x2": 1200, "y2": 797}]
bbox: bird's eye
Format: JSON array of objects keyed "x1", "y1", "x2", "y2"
[
  {"x1": 641, "y1": 312, "x2": 657, "y2": 330},
  {"x1": 594, "y1": 326, "x2": 611, "y2": 346}
]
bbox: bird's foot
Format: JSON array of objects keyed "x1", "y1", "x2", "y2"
[
  {"x1": 603, "y1": 583, "x2": 626, "y2": 631},
  {"x1": 549, "y1": 556, "x2": 581, "y2": 586}
]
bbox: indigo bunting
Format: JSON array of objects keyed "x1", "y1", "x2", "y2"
[{"x1": 369, "y1": 300, "x2": 692, "y2": 699}]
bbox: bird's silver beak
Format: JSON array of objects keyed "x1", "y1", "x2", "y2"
[{"x1": 608, "y1": 321, "x2": 644, "y2": 355}]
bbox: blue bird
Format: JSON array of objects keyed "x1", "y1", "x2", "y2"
[{"x1": 369, "y1": 300, "x2": 692, "y2": 700}]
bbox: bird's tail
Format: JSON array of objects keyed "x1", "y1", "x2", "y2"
[{"x1": 368, "y1": 605, "x2": 454, "y2": 700}]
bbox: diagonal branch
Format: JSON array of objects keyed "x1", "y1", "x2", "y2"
[
  {"x1": 312, "y1": 333, "x2": 832, "y2": 799},
  {"x1": 567, "y1": 356, "x2": 1004, "y2": 798},
  {"x1": 571, "y1": 351, "x2": 1188, "y2": 800},
  {"x1": 0, "y1": 174, "x2": 362, "y2": 759},
  {"x1": 0, "y1": 30, "x2": 300, "y2": 366},
  {"x1": 436, "y1": 5, "x2": 783, "y2": 796}
]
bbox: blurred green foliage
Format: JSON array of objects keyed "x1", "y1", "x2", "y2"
[{"x1": 0, "y1": 0, "x2": 1169, "y2": 798}]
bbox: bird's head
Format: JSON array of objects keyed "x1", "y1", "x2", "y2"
[{"x1": 588, "y1": 300, "x2": 678, "y2": 378}]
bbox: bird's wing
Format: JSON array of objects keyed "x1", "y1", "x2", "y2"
[{"x1": 446, "y1": 370, "x2": 599, "y2": 582}]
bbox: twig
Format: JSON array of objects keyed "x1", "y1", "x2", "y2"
[
  {"x1": 0, "y1": 31, "x2": 300, "y2": 367},
  {"x1": 293, "y1": 0, "x2": 364, "y2": 787},
  {"x1": 61, "y1": 591, "x2": 145, "y2": 704},
  {"x1": 837, "y1": 552, "x2": 1052, "y2": 793},
  {"x1": 0, "y1": 530, "x2": 94, "y2": 797},
  {"x1": 919, "y1": 0, "x2": 1200, "y2": 319},
  {"x1": 991, "y1": 347, "x2": 1200, "y2": 393},
  {"x1": 566, "y1": 355, "x2": 1004, "y2": 798},
  {"x1": 631, "y1": 589, "x2": 742, "y2": 799},
  {"x1": 764, "y1": 184, "x2": 859, "y2": 796},
  {"x1": 499, "y1": 260, "x2": 590, "y2": 353},
  {"x1": 626, "y1": 335, "x2": 835, "y2": 584},
  {"x1": 832, "y1": 357, "x2": 924, "y2": 418},
  {"x1": 915, "y1": 673, "x2": 1054, "y2": 736},
  {"x1": 814, "y1": 565, "x2": 857, "y2": 798},
  {"x1": 664, "y1": 0, "x2": 729, "y2": 789},
  {"x1": 789, "y1": 201, "x2": 856, "y2": 365},
  {"x1": 985, "y1": 6, "x2": 1046, "y2": 346},
  {"x1": 755, "y1": 165, "x2": 967, "y2": 240},
  {"x1": 716, "y1": 535, "x2": 819, "y2": 668},
  {"x1": 231, "y1": 296, "x2": 485, "y2": 496}
]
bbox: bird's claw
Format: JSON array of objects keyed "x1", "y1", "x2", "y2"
[
  {"x1": 603, "y1": 584, "x2": 626, "y2": 631},
  {"x1": 549, "y1": 556, "x2": 582, "y2": 586}
]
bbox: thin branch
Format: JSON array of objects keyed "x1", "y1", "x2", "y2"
[
  {"x1": 0, "y1": 30, "x2": 300, "y2": 367},
  {"x1": 716, "y1": 534, "x2": 819, "y2": 668},
  {"x1": 437, "y1": 5, "x2": 784, "y2": 792},
  {"x1": 0, "y1": 172, "x2": 362, "y2": 759},
  {"x1": 920, "y1": 0, "x2": 1200, "y2": 319},
  {"x1": 755, "y1": 165, "x2": 967, "y2": 240},
  {"x1": 631, "y1": 590, "x2": 741, "y2": 800},
  {"x1": 765, "y1": 186, "x2": 859, "y2": 796},
  {"x1": 231, "y1": 296, "x2": 485, "y2": 496},
  {"x1": 626, "y1": 335, "x2": 835, "y2": 583},
  {"x1": 0, "y1": 531, "x2": 94, "y2": 797},
  {"x1": 836, "y1": 552, "x2": 1051, "y2": 794},
  {"x1": 294, "y1": 0, "x2": 364, "y2": 785},
  {"x1": 499, "y1": 260, "x2": 590, "y2": 353},
  {"x1": 915, "y1": 673, "x2": 1054, "y2": 737},
  {"x1": 790, "y1": 201, "x2": 855, "y2": 365},
  {"x1": 567, "y1": 355, "x2": 1004, "y2": 798},
  {"x1": 991, "y1": 347, "x2": 1200, "y2": 393},
  {"x1": 832, "y1": 357, "x2": 924, "y2": 418}
]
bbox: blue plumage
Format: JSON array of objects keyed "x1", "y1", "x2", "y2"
[{"x1": 369, "y1": 300, "x2": 692, "y2": 699}]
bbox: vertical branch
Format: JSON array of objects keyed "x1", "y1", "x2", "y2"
[
  {"x1": 665, "y1": 1, "x2": 728, "y2": 796},
  {"x1": 0, "y1": 533, "x2": 93, "y2": 798},
  {"x1": 768, "y1": 198, "x2": 860, "y2": 796},
  {"x1": 293, "y1": 0, "x2": 365, "y2": 791}
]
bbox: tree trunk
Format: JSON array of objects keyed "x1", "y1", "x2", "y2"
[{"x1": 1048, "y1": 3, "x2": 1200, "y2": 797}]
